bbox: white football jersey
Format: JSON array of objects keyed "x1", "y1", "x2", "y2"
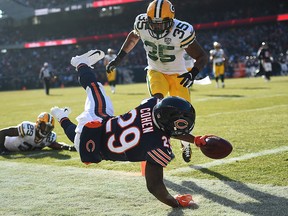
[
  {"x1": 134, "y1": 14, "x2": 196, "y2": 74},
  {"x1": 210, "y1": 49, "x2": 225, "y2": 64},
  {"x1": 4, "y1": 121, "x2": 57, "y2": 151}
]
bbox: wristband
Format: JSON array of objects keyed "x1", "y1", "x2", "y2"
[
  {"x1": 61, "y1": 145, "x2": 72, "y2": 151},
  {"x1": 113, "y1": 50, "x2": 127, "y2": 66},
  {"x1": 117, "y1": 50, "x2": 127, "y2": 59},
  {"x1": 190, "y1": 67, "x2": 200, "y2": 76}
]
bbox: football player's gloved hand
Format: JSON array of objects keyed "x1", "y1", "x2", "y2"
[
  {"x1": 178, "y1": 67, "x2": 199, "y2": 88},
  {"x1": 68, "y1": 146, "x2": 76, "y2": 151},
  {"x1": 106, "y1": 50, "x2": 127, "y2": 74},
  {"x1": 61, "y1": 145, "x2": 77, "y2": 151},
  {"x1": 194, "y1": 135, "x2": 214, "y2": 147},
  {"x1": 174, "y1": 194, "x2": 197, "y2": 207},
  {"x1": 106, "y1": 59, "x2": 117, "y2": 73}
]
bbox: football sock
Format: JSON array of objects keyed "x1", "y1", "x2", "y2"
[{"x1": 60, "y1": 118, "x2": 76, "y2": 143}]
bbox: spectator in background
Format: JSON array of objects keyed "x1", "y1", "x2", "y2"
[
  {"x1": 256, "y1": 42, "x2": 273, "y2": 81},
  {"x1": 209, "y1": 42, "x2": 227, "y2": 88},
  {"x1": 39, "y1": 62, "x2": 55, "y2": 95},
  {"x1": 279, "y1": 51, "x2": 288, "y2": 76},
  {"x1": 103, "y1": 48, "x2": 117, "y2": 94}
]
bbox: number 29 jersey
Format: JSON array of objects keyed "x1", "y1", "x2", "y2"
[
  {"x1": 4, "y1": 121, "x2": 57, "y2": 151},
  {"x1": 134, "y1": 14, "x2": 196, "y2": 74},
  {"x1": 79, "y1": 97, "x2": 174, "y2": 167}
]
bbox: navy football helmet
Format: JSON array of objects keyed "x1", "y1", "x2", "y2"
[{"x1": 152, "y1": 96, "x2": 196, "y2": 136}]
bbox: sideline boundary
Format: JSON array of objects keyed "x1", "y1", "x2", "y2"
[{"x1": 168, "y1": 146, "x2": 288, "y2": 175}]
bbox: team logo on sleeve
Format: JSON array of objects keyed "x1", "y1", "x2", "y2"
[
  {"x1": 164, "y1": 38, "x2": 172, "y2": 44},
  {"x1": 86, "y1": 140, "x2": 96, "y2": 152}
]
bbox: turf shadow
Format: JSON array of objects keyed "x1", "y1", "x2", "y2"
[
  {"x1": 0, "y1": 149, "x2": 72, "y2": 160},
  {"x1": 204, "y1": 94, "x2": 244, "y2": 98},
  {"x1": 165, "y1": 168, "x2": 288, "y2": 216},
  {"x1": 112, "y1": 92, "x2": 146, "y2": 96}
]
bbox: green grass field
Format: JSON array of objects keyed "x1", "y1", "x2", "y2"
[{"x1": 0, "y1": 76, "x2": 287, "y2": 216}]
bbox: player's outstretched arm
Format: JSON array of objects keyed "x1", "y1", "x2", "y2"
[
  {"x1": 173, "y1": 134, "x2": 210, "y2": 147},
  {"x1": 0, "y1": 127, "x2": 19, "y2": 153},
  {"x1": 145, "y1": 161, "x2": 179, "y2": 207},
  {"x1": 48, "y1": 142, "x2": 76, "y2": 151},
  {"x1": 185, "y1": 39, "x2": 208, "y2": 72},
  {"x1": 145, "y1": 161, "x2": 196, "y2": 208},
  {"x1": 106, "y1": 30, "x2": 140, "y2": 73}
]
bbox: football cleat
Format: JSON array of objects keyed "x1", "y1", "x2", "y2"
[
  {"x1": 36, "y1": 112, "x2": 55, "y2": 138},
  {"x1": 50, "y1": 106, "x2": 71, "y2": 122},
  {"x1": 70, "y1": 49, "x2": 105, "y2": 68},
  {"x1": 181, "y1": 141, "x2": 192, "y2": 163}
]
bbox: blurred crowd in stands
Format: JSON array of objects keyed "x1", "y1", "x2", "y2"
[
  {"x1": 15, "y1": 0, "x2": 87, "y2": 9},
  {"x1": 0, "y1": 0, "x2": 287, "y2": 90}
]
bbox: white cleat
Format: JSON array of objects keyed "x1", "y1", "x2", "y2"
[
  {"x1": 50, "y1": 106, "x2": 72, "y2": 122},
  {"x1": 70, "y1": 49, "x2": 105, "y2": 68}
]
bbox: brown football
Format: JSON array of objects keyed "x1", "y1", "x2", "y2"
[{"x1": 200, "y1": 136, "x2": 233, "y2": 159}]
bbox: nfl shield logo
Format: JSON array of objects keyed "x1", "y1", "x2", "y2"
[{"x1": 164, "y1": 38, "x2": 171, "y2": 44}]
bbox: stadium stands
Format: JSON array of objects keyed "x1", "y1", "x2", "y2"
[{"x1": 0, "y1": 0, "x2": 287, "y2": 90}]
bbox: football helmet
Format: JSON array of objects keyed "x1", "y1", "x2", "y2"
[
  {"x1": 152, "y1": 96, "x2": 196, "y2": 136},
  {"x1": 36, "y1": 112, "x2": 55, "y2": 137},
  {"x1": 146, "y1": 0, "x2": 175, "y2": 39},
  {"x1": 107, "y1": 48, "x2": 114, "y2": 55},
  {"x1": 213, "y1": 42, "x2": 221, "y2": 49},
  {"x1": 261, "y1": 42, "x2": 268, "y2": 48}
]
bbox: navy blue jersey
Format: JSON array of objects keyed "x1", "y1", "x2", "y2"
[
  {"x1": 79, "y1": 97, "x2": 174, "y2": 167},
  {"x1": 258, "y1": 48, "x2": 272, "y2": 62}
]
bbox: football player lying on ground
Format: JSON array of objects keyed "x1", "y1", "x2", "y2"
[
  {"x1": 0, "y1": 112, "x2": 76, "y2": 155},
  {"x1": 51, "y1": 50, "x2": 208, "y2": 208}
]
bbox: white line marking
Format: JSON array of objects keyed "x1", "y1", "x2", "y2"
[
  {"x1": 168, "y1": 146, "x2": 288, "y2": 174},
  {"x1": 201, "y1": 104, "x2": 288, "y2": 118},
  {"x1": 195, "y1": 93, "x2": 287, "y2": 102}
]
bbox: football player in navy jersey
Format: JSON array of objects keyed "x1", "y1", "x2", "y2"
[
  {"x1": 51, "y1": 50, "x2": 207, "y2": 208},
  {"x1": 106, "y1": 0, "x2": 208, "y2": 163},
  {"x1": 257, "y1": 42, "x2": 273, "y2": 81}
]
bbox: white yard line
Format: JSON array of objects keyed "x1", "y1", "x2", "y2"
[
  {"x1": 195, "y1": 93, "x2": 287, "y2": 102},
  {"x1": 168, "y1": 146, "x2": 288, "y2": 175},
  {"x1": 0, "y1": 148, "x2": 287, "y2": 216},
  {"x1": 201, "y1": 104, "x2": 288, "y2": 117}
]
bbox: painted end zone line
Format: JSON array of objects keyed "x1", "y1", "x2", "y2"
[{"x1": 168, "y1": 146, "x2": 288, "y2": 175}]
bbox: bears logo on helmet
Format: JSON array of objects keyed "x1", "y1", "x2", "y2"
[
  {"x1": 152, "y1": 96, "x2": 195, "y2": 136},
  {"x1": 174, "y1": 119, "x2": 189, "y2": 130},
  {"x1": 36, "y1": 112, "x2": 55, "y2": 138},
  {"x1": 146, "y1": 0, "x2": 175, "y2": 39}
]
